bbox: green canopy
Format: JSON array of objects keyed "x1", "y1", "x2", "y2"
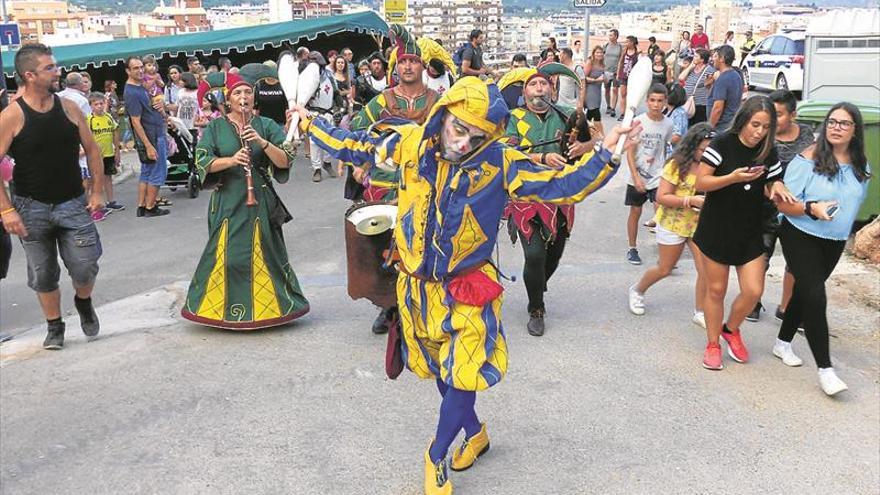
[{"x1": 3, "y1": 11, "x2": 387, "y2": 77}]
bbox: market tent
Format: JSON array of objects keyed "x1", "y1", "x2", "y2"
[{"x1": 2, "y1": 11, "x2": 388, "y2": 77}]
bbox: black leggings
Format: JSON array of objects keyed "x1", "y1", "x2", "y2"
[
  {"x1": 518, "y1": 216, "x2": 568, "y2": 313},
  {"x1": 777, "y1": 220, "x2": 845, "y2": 368}
]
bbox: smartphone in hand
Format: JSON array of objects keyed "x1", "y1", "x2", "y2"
[
  {"x1": 826, "y1": 204, "x2": 839, "y2": 218},
  {"x1": 747, "y1": 165, "x2": 765, "y2": 174}
]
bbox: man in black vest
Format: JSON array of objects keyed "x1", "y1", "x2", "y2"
[{"x1": 0, "y1": 44, "x2": 105, "y2": 350}]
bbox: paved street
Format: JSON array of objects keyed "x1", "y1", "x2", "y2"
[{"x1": 1, "y1": 121, "x2": 878, "y2": 494}]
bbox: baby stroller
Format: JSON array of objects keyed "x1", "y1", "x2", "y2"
[{"x1": 164, "y1": 117, "x2": 200, "y2": 198}]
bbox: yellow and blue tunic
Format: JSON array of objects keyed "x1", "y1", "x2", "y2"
[{"x1": 306, "y1": 78, "x2": 619, "y2": 390}]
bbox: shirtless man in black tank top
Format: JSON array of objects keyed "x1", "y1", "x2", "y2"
[{"x1": 0, "y1": 44, "x2": 106, "y2": 350}]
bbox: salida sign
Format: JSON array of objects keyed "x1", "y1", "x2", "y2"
[{"x1": 573, "y1": 0, "x2": 607, "y2": 7}]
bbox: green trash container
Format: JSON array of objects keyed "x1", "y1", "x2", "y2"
[{"x1": 796, "y1": 100, "x2": 880, "y2": 222}]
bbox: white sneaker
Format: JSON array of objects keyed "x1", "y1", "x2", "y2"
[
  {"x1": 628, "y1": 285, "x2": 645, "y2": 315},
  {"x1": 692, "y1": 311, "x2": 706, "y2": 329},
  {"x1": 818, "y1": 368, "x2": 848, "y2": 396},
  {"x1": 772, "y1": 341, "x2": 803, "y2": 367}
]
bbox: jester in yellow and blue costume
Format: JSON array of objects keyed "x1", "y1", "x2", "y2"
[{"x1": 297, "y1": 77, "x2": 628, "y2": 495}]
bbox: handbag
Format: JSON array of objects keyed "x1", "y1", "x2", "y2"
[
  {"x1": 133, "y1": 131, "x2": 157, "y2": 164},
  {"x1": 684, "y1": 66, "x2": 710, "y2": 118},
  {"x1": 384, "y1": 308, "x2": 404, "y2": 379}
]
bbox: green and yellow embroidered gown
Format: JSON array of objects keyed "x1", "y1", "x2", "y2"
[{"x1": 181, "y1": 116, "x2": 309, "y2": 330}]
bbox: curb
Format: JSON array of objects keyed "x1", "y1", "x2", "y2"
[{"x1": 0, "y1": 281, "x2": 188, "y2": 366}]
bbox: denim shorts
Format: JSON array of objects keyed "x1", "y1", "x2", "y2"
[
  {"x1": 12, "y1": 194, "x2": 102, "y2": 292},
  {"x1": 140, "y1": 132, "x2": 168, "y2": 186}
]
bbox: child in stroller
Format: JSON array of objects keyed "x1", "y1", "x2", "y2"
[{"x1": 164, "y1": 116, "x2": 200, "y2": 198}]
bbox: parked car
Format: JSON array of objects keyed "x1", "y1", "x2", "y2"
[{"x1": 742, "y1": 31, "x2": 806, "y2": 94}]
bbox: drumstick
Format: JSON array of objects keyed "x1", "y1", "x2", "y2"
[
  {"x1": 278, "y1": 52, "x2": 299, "y2": 144},
  {"x1": 612, "y1": 57, "x2": 654, "y2": 165}
]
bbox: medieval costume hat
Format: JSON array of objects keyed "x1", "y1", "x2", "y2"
[
  {"x1": 197, "y1": 70, "x2": 228, "y2": 110},
  {"x1": 387, "y1": 24, "x2": 423, "y2": 85},
  {"x1": 239, "y1": 62, "x2": 278, "y2": 85},
  {"x1": 496, "y1": 62, "x2": 579, "y2": 108},
  {"x1": 417, "y1": 37, "x2": 458, "y2": 79}
]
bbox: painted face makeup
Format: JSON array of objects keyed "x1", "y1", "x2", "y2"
[{"x1": 440, "y1": 114, "x2": 489, "y2": 163}]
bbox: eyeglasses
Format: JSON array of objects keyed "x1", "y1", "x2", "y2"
[{"x1": 826, "y1": 118, "x2": 855, "y2": 130}]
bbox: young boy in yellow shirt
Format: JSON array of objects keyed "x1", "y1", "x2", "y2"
[{"x1": 88, "y1": 92, "x2": 123, "y2": 215}]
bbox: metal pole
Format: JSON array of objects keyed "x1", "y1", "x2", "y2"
[{"x1": 583, "y1": 6, "x2": 590, "y2": 58}]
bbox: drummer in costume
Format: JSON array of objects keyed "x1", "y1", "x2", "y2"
[
  {"x1": 499, "y1": 64, "x2": 594, "y2": 336},
  {"x1": 292, "y1": 76, "x2": 641, "y2": 494},
  {"x1": 349, "y1": 24, "x2": 441, "y2": 334},
  {"x1": 181, "y1": 72, "x2": 309, "y2": 329}
]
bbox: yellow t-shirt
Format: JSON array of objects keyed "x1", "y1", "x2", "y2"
[
  {"x1": 654, "y1": 159, "x2": 700, "y2": 238},
  {"x1": 88, "y1": 113, "x2": 118, "y2": 158}
]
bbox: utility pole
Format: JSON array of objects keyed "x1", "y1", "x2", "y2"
[
  {"x1": 574, "y1": 0, "x2": 606, "y2": 56},
  {"x1": 584, "y1": 6, "x2": 590, "y2": 59}
]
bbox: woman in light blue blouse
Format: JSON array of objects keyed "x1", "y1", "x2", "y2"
[{"x1": 774, "y1": 102, "x2": 871, "y2": 396}]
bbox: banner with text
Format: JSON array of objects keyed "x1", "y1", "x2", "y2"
[{"x1": 385, "y1": 0, "x2": 407, "y2": 23}]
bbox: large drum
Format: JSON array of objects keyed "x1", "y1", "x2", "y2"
[{"x1": 344, "y1": 202, "x2": 399, "y2": 309}]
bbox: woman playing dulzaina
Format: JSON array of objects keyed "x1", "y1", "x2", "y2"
[
  {"x1": 290, "y1": 77, "x2": 641, "y2": 495},
  {"x1": 628, "y1": 123, "x2": 714, "y2": 328},
  {"x1": 181, "y1": 73, "x2": 309, "y2": 329}
]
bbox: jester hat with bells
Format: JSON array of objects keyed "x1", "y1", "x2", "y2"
[
  {"x1": 417, "y1": 37, "x2": 458, "y2": 80},
  {"x1": 386, "y1": 23, "x2": 423, "y2": 85}
]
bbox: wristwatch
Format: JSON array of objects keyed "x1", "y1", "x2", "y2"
[{"x1": 804, "y1": 200, "x2": 819, "y2": 220}]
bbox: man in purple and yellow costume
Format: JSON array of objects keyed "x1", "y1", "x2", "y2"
[
  {"x1": 292, "y1": 77, "x2": 640, "y2": 494},
  {"x1": 349, "y1": 24, "x2": 441, "y2": 335},
  {"x1": 499, "y1": 64, "x2": 594, "y2": 337}
]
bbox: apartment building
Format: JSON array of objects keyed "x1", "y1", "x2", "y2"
[
  {"x1": 136, "y1": 0, "x2": 211, "y2": 37},
  {"x1": 7, "y1": 1, "x2": 88, "y2": 43},
  {"x1": 407, "y1": 0, "x2": 502, "y2": 53}
]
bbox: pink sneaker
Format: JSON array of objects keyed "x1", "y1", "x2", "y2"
[
  {"x1": 722, "y1": 326, "x2": 750, "y2": 363},
  {"x1": 90, "y1": 209, "x2": 107, "y2": 222},
  {"x1": 702, "y1": 342, "x2": 723, "y2": 370}
]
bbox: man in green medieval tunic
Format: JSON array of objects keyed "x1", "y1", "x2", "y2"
[
  {"x1": 501, "y1": 66, "x2": 595, "y2": 337},
  {"x1": 348, "y1": 24, "x2": 442, "y2": 335}
]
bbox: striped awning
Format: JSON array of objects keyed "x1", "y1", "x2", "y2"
[{"x1": 2, "y1": 11, "x2": 388, "y2": 77}]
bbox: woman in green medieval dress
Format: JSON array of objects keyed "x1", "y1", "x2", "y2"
[{"x1": 181, "y1": 73, "x2": 309, "y2": 329}]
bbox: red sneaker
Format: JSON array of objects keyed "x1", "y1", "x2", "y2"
[
  {"x1": 702, "y1": 342, "x2": 723, "y2": 370},
  {"x1": 722, "y1": 326, "x2": 750, "y2": 363}
]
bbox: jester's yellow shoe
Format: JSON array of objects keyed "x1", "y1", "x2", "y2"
[
  {"x1": 424, "y1": 446, "x2": 453, "y2": 495},
  {"x1": 450, "y1": 423, "x2": 490, "y2": 472}
]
